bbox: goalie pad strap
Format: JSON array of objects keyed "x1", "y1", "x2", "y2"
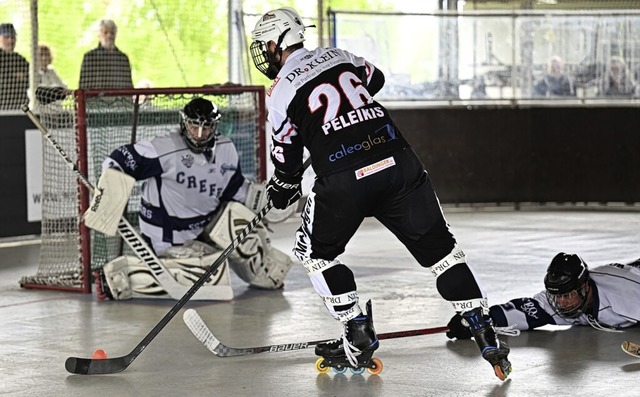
[
  {"x1": 83, "y1": 168, "x2": 135, "y2": 236},
  {"x1": 429, "y1": 245, "x2": 466, "y2": 279}
]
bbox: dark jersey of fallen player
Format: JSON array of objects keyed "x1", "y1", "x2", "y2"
[{"x1": 265, "y1": 46, "x2": 409, "y2": 177}]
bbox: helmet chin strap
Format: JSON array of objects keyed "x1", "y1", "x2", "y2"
[
  {"x1": 265, "y1": 29, "x2": 289, "y2": 79},
  {"x1": 266, "y1": 48, "x2": 283, "y2": 79}
]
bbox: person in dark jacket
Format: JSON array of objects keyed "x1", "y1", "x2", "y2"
[
  {"x1": 532, "y1": 56, "x2": 575, "y2": 98},
  {"x1": 0, "y1": 23, "x2": 29, "y2": 110},
  {"x1": 79, "y1": 19, "x2": 133, "y2": 89}
]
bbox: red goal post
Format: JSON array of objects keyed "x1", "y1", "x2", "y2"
[{"x1": 20, "y1": 86, "x2": 267, "y2": 293}]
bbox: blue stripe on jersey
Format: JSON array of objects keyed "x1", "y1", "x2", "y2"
[
  {"x1": 491, "y1": 297, "x2": 556, "y2": 330},
  {"x1": 220, "y1": 162, "x2": 245, "y2": 202},
  {"x1": 140, "y1": 199, "x2": 211, "y2": 232},
  {"x1": 109, "y1": 144, "x2": 163, "y2": 179}
]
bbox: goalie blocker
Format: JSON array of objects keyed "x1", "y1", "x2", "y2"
[
  {"x1": 98, "y1": 202, "x2": 294, "y2": 300},
  {"x1": 83, "y1": 168, "x2": 135, "y2": 236}
]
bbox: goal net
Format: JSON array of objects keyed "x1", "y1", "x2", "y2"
[{"x1": 20, "y1": 86, "x2": 266, "y2": 293}]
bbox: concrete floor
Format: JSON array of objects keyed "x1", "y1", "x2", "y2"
[{"x1": 1, "y1": 207, "x2": 640, "y2": 397}]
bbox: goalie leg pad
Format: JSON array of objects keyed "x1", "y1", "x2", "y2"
[
  {"x1": 246, "y1": 247, "x2": 294, "y2": 289},
  {"x1": 206, "y1": 201, "x2": 293, "y2": 289},
  {"x1": 83, "y1": 168, "x2": 135, "y2": 236},
  {"x1": 161, "y1": 251, "x2": 231, "y2": 287},
  {"x1": 101, "y1": 252, "x2": 231, "y2": 300},
  {"x1": 206, "y1": 201, "x2": 269, "y2": 251},
  {"x1": 101, "y1": 256, "x2": 135, "y2": 300}
]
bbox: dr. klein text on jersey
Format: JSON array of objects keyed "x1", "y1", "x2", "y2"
[{"x1": 328, "y1": 123, "x2": 398, "y2": 163}]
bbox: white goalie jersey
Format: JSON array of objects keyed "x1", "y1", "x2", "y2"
[
  {"x1": 94, "y1": 129, "x2": 294, "y2": 300},
  {"x1": 103, "y1": 129, "x2": 248, "y2": 255},
  {"x1": 490, "y1": 261, "x2": 640, "y2": 331}
]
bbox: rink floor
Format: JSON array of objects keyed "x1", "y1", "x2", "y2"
[{"x1": 1, "y1": 207, "x2": 639, "y2": 397}]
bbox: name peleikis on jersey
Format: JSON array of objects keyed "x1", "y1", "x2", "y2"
[{"x1": 322, "y1": 106, "x2": 386, "y2": 135}]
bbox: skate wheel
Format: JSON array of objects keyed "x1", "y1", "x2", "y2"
[
  {"x1": 367, "y1": 358, "x2": 383, "y2": 375},
  {"x1": 493, "y1": 362, "x2": 511, "y2": 381},
  {"x1": 333, "y1": 366, "x2": 347, "y2": 374},
  {"x1": 350, "y1": 367, "x2": 366, "y2": 375},
  {"x1": 315, "y1": 357, "x2": 330, "y2": 374}
]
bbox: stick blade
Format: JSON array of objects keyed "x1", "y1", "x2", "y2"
[
  {"x1": 183, "y1": 309, "x2": 223, "y2": 355},
  {"x1": 65, "y1": 356, "x2": 131, "y2": 375},
  {"x1": 621, "y1": 341, "x2": 640, "y2": 358}
]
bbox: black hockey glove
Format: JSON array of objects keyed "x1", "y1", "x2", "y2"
[
  {"x1": 266, "y1": 169, "x2": 302, "y2": 210},
  {"x1": 446, "y1": 313, "x2": 473, "y2": 340}
]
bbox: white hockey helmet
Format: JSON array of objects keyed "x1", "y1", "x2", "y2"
[
  {"x1": 250, "y1": 7, "x2": 307, "y2": 79},
  {"x1": 252, "y1": 7, "x2": 306, "y2": 50}
]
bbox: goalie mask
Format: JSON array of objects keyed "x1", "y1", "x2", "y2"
[
  {"x1": 179, "y1": 97, "x2": 221, "y2": 154},
  {"x1": 250, "y1": 7, "x2": 307, "y2": 80},
  {"x1": 544, "y1": 252, "x2": 590, "y2": 318}
]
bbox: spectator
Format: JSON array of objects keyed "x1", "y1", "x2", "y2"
[
  {"x1": 599, "y1": 56, "x2": 638, "y2": 97},
  {"x1": 0, "y1": 23, "x2": 29, "y2": 110},
  {"x1": 37, "y1": 45, "x2": 66, "y2": 88},
  {"x1": 532, "y1": 56, "x2": 575, "y2": 97},
  {"x1": 134, "y1": 78, "x2": 154, "y2": 105},
  {"x1": 79, "y1": 19, "x2": 133, "y2": 89},
  {"x1": 34, "y1": 45, "x2": 70, "y2": 109}
]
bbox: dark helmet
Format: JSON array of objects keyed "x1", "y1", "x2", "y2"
[
  {"x1": 544, "y1": 252, "x2": 590, "y2": 318},
  {"x1": 179, "y1": 97, "x2": 221, "y2": 154}
]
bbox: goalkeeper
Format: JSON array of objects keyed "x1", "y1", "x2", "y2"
[{"x1": 85, "y1": 97, "x2": 293, "y2": 300}]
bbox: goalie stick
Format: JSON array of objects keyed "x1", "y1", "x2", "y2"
[
  {"x1": 183, "y1": 308, "x2": 448, "y2": 357},
  {"x1": 23, "y1": 105, "x2": 228, "y2": 301},
  {"x1": 621, "y1": 341, "x2": 640, "y2": 358},
  {"x1": 61, "y1": 156, "x2": 312, "y2": 375}
]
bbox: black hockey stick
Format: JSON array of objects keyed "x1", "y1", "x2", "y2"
[
  {"x1": 22, "y1": 105, "x2": 206, "y2": 300},
  {"x1": 63, "y1": 157, "x2": 311, "y2": 374},
  {"x1": 184, "y1": 308, "x2": 448, "y2": 357}
]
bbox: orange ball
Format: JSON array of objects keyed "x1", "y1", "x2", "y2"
[{"x1": 92, "y1": 349, "x2": 107, "y2": 360}]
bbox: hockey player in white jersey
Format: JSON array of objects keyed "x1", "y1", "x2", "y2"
[
  {"x1": 446, "y1": 252, "x2": 640, "y2": 339},
  {"x1": 86, "y1": 97, "x2": 293, "y2": 300}
]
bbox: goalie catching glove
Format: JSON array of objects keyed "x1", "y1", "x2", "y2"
[{"x1": 267, "y1": 169, "x2": 302, "y2": 210}]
